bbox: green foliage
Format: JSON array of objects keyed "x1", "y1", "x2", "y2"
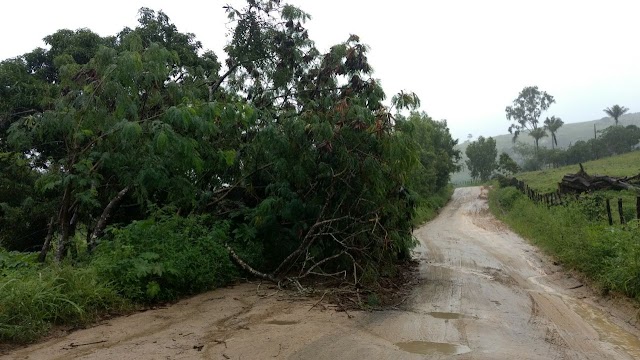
[
  {"x1": 412, "y1": 185, "x2": 454, "y2": 225},
  {"x1": 603, "y1": 104, "x2": 629, "y2": 126},
  {"x1": 92, "y1": 215, "x2": 236, "y2": 302},
  {"x1": 497, "y1": 152, "x2": 520, "y2": 175},
  {"x1": 505, "y1": 86, "x2": 555, "y2": 151},
  {"x1": 0, "y1": 0, "x2": 462, "y2": 344},
  {"x1": 465, "y1": 136, "x2": 497, "y2": 181},
  {"x1": 491, "y1": 186, "x2": 522, "y2": 210},
  {"x1": 489, "y1": 186, "x2": 640, "y2": 299},
  {"x1": 400, "y1": 112, "x2": 460, "y2": 200},
  {"x1": 543, "y1": 116, "x2": 564, "y2": 149}
]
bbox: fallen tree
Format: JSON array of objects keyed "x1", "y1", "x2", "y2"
[{"x1": 559, "y1": 164, "x2": 640, "y2": 194}]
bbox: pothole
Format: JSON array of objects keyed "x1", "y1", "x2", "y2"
[
  {"x1": 395, "y1": 341, "x2": 471, "y2": 356},
  {"x1": 265, "y1": 320, "x2": 299, "y2": 325},
  {"x1": 428, "y1": 312, "x2": 473, "y2": 320}
]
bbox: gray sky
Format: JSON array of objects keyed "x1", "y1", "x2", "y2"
[{"x1": 2, "y1": 0, "x2": 639, "y2": 141}]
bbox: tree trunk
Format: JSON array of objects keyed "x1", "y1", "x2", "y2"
[
  {"x1": 37, "y1": 217, "x2": 56, "y2": 263},
  {"x1": 88, "y1": 186, "x2": 130, "y2": 252},
  {"x1": 54, "y1": 184, "x2": 73, "y2": 263},
  {"x1": 68, "y1": 209, "x2": 79, "y2": 260}
]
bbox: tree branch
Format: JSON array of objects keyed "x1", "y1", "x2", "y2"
[{"x1": 88, "y1": 186, "x2": 130, "y2": 252}]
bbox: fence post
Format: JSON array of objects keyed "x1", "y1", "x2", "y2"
[
  {"x1": 606, "y1": 199, "x2": 613, "y2": 226},
  {"x1": 618, "y1": 198, "x2": 625, "y2": 225}
]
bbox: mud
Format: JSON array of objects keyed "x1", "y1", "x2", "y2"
[
  {"x1": 4, "y1": 186, "x2": 640, "y2": 359},
  {"x1": 395, "y1": 341, "x2": 471, "y2": 356}
]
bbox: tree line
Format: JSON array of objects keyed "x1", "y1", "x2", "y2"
[{"x1": 465, "y1": 85, "x2": 636, "y2": 179}]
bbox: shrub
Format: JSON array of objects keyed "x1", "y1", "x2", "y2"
[
  {"x1": 92, "y1": 214, "x2": 237, "y2": 302},
  {"x1": 492, "y1": 186, "x2": 522, "y2": 211}
]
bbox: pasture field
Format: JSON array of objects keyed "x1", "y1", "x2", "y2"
[{"x1": 517, "y1": 151, "x2": 640, "y2": 192}]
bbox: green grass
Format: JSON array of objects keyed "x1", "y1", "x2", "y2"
[
  {"x1": 517, "y1": 151, "x2": 640, "y2": 192},
  {"x1": 491, "y1": 151, "x2": 640, "y2": 300},
  {"x1": 513, "y1": 151, "x2": 640, "y2": 225},
  {"x1": 0, "y1": 257, "x2": 129, "y2": 343},
  {"x1": 490, "y1": 186, "x2": 640, "y2": 300},
  {"x1": 0, "y1": 214, "x2": 239, "y2": 344},
  {"x1": 413, "y1": 185, "x2": 454, "y2": 226}
]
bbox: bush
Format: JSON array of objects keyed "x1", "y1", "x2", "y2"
[
  {"x1": 492, "y1": 186, "x2": 522, "y2": 211},
  {"x1": 92, "y1": 214, "x2": 237, "y2": 302}
]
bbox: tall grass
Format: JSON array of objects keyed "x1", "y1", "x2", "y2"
[
  {"x1": 490, "y1": 186, "x2": 640, "y2": 299},
  {"x1": 0, "y1": 263, "x2": 127, "y2": 343},
  {"x1": 0, "y1": 214, "x2": 238, "y2": 344},
  {"x1": 413, "y1": 185, "x2": 454, "y2": 226}
]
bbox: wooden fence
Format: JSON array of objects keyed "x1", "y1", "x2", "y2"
[{"x1": 509, "y1": 179, "x2": 640, "y2": 226}]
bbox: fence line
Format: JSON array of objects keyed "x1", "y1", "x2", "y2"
[{"x1": 506, "y1": 178, "x2": 640, "y2": 226}]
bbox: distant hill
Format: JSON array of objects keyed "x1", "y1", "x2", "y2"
[{"x1": 451, "y1": 112, "x2": 640, "y2": 183}]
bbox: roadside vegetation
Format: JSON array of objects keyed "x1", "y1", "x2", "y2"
[
  {"x1": 0, "y1": 1, "x2": 461, "y2": 344},
  {"x1": 490, "y1": 151, "x2": 640, "y2": 301}
]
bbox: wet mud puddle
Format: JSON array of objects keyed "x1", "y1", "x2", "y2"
[
  {"x1": 395, "y1": 341, "x2": 471, "y2": 356},
  {"x1": 427, "y1": 312, "x2": 475, "y2": 320},
  {"x1": 566, "y1": 298, "x2": 640, "y2": 358},
  {"x1": 265, "y1": 320, "x2": 299, "y2": 325},
  {"x1": 394, "y1": 312, "x2": 474, "y2": 356}
]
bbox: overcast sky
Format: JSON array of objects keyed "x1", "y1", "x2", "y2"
[{"x1": 2, "y1": 0, "x2": 639, "y2": 141}]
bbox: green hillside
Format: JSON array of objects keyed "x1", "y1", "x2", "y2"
[
  {"x1": 451, "y1": 112, "x2": 640, "y2": 183},
  {"x1": 517, "y1": 150, "x2": 640, "y2": 192}
]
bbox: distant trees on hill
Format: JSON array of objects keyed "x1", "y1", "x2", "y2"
[{"x1": 514, "y1": 124, "x2": 640, "y2": 171}]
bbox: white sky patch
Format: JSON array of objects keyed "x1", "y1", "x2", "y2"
[{"x1": 2, "y1": 0, "x2": 639, "y2": 141}]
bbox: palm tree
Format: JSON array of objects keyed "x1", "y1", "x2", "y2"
[
  {"x1": 543, "y1": 116, "x2": 564, "y2": 149},
  {"x1": 603, "y1": 105, "x2": 629, "y2": 126},
  {"x1": 529, "y1": 127, "x2": 548, "y2": 153}
]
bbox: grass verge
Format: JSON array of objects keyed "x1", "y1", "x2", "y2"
[
  {"x1": 489, "y1": 186, "x2": 640, "y2": 300},
  {"x1": 0, "y1": 257, "x2": 129, "y2": 343},
  {"x1": 413, "y1": 185, "x2": 454, "y2": 226}
]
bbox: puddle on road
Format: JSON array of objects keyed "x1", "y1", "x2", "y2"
[
  {"x1": 265, "y1": 320, "x2": 299, "y2": 325},
  {"x1": 427, "y1": 312, "x2": 472, "y2": 320},
  {"x1": 566, "y1": 298, "x2": 640, "y2": 358},
  {"x1": 396, "y1": 341, "x2": 471, "y2": 356}
]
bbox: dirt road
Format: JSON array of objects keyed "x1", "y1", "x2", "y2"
[{"x1": 5, "y1": 186, "x2": 640, "y2": 359}]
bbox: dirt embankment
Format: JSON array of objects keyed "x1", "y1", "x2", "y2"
[{"x1": 4, "y1": 186, "x2": 640, "y2": 359}]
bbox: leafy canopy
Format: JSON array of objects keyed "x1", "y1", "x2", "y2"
[
  {"x1": 506, "y1": 86, "x2": 555, "y2": 151},
  {"x1": 603, "y1": 104, "x2": 629, "y2": 126},
  {"x1": 465, "y1": 136, "x2": 497, "y2": 181}
]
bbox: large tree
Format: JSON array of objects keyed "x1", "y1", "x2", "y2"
[
  {"x1": 505, "y1": 86, "x2": 555, "y2": 152},
  {"x1": 465, "y1": 136, "x2": 497, "y2": 181},
  {"x1": 1, "y1": 1, "x2": 463, "y2": 290},
  {"x1": 543, "y1": 116, "x2": 564, "y2": 149},
  {"x1": 497, "y1": 152, "x2": 520, "y2": 175},
  {"x1": 603, "y1": 104, "x2": 629, "y2": 126}
]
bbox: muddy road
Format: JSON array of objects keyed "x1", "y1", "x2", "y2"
[{"x1": 5, "y1": 186, "x2": 640, "y2": 359}]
